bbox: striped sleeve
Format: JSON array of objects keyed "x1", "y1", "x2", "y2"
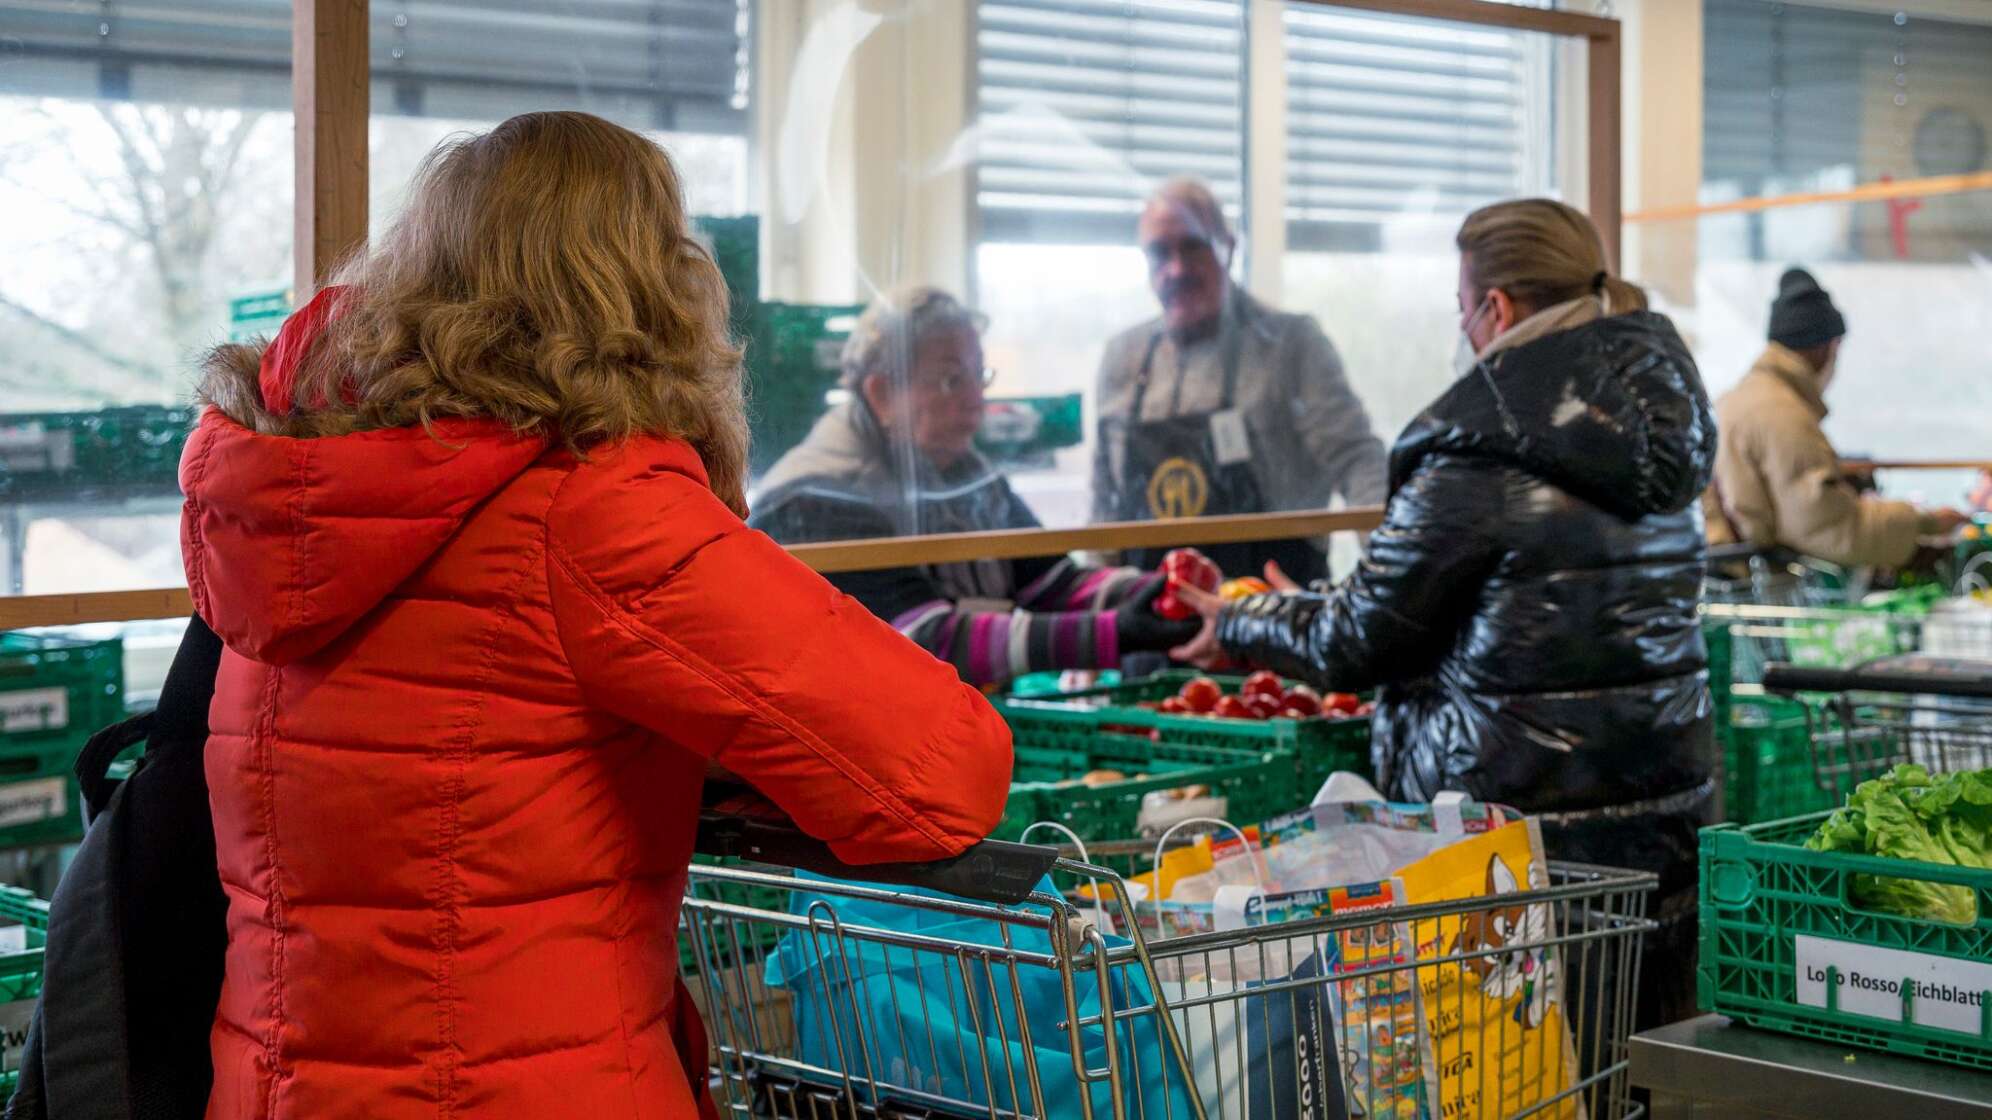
[
  {"x1": 892, "y1": 600, "x2": 1121, "y2": 687},
  {"x1": 1014, "y1": 558, "x2": 1146, "y2": 613}
]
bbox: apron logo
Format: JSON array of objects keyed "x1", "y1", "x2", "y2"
[{"x1": 1146, "y1": 456, "x2": 1209, "y2": 519}]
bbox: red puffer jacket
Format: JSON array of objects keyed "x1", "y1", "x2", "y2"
[{"x1": 180, "y1": 312, "x2": 1013, "y2": 1119}]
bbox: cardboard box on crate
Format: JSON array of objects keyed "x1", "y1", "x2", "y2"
[{"x1": 0, "y1": 632, "x2": 124, "y2": 848}]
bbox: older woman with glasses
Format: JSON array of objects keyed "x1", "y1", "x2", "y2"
[{"x1": 753, "y1": 286, "x2": 1198, "y2": 687}]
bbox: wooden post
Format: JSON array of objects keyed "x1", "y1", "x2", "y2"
[
  {"x1": 294, "y1": 0, "x2": 370, "y2": 295},
  {"x1": 1588, "y1": 25, "x2": 1624, "y2": 270}
]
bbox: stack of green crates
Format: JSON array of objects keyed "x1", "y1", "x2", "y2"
[
  {"x1": 1700, "y1": 815, "x2": 1992, "y2": 1069},
  {"x1": 0, "y1": 632, "x2": 124, "y2": 848},
  {"x1": 0, "y1": 405, "x2": 194, "y2": 499},
  {"x1": 0, "y1": 884, "x2": 48, "y2": 1092},
  {"x1": 994, "y1": 671, "x2": 1373, "y2": 837},
  {"x1": 690, "y1": 214, "x2": 865, "y2": 475},
  {"x1": 1721, "y1": 696, "x2": 1849, "y2": 825},
  {"x1": 1703, "y1": 609, "x2": 1920, "y2": 825},
  {"x1": 749, "y1": 302, "x2": 863, "y2": 474}
]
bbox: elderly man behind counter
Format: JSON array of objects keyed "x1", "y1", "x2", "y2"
[{"x1": 1092, "y1": 177, "x2": 1387, "y2": 585}]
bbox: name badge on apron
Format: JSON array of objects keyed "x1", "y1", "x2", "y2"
[{"x1": 1209, "y1": 409, "x2": 1251, "y2": 466}]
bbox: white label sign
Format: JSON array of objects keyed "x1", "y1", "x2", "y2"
[
  {"x1": 0, "y1": 689, "x2": 66, "y2": 734},
  {"x1": 1796, "y1": 933, "x2": 1992, "y2": 1034},
  {"x1": 0, "y1": 778, "x2": 65, "y2": 830},
  {"x1": 0, "y1": 925, "x2": 27, "y2": 955},
  {"x1": 1209, "y1": 408, "x2": 1252, "y2": 466},
  {"x1": 0, "y1": 998, "x2": 32, "y2": 1074}
]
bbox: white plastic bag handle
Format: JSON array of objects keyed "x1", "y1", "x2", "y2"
[
  {"x1": 1019, "y1": 821, "x2": 1120, "y2": 935},
  {"x1": 1148, "y1": 816, "x2": 1266, "y2": 927},
  {"x1": 1432, "y1": 790, "x2": 1469, "y2": 841},
  {"x1": 1311, "y1": 769, "x2": 1386, "y2": 807}
]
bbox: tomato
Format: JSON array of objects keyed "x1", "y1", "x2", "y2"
[
  {"x1": 1212, "y1": 695, "x2": 1252, "y2": 719},
  {"x1": 1281, "y1": 685, "x2": 1322, "y2": 716},
  {"x1": 1243, "y1": 694, "x2": 1282, "y2": 720},
  {"x1": 1158, "y1": 696, "x2": 1190, "y2": 715},
  {"x1": 1178, "y1": 676, "x2": 1222, "y2": 714},
  {"x1": 1241, "y1": 670, "x2": 1285, "y2": 703},
  {"x1": 1323, "y1": 692, "x2": 1361, "y2": 715},
  {"x1": 1353, "y1": 701, "x2": 1376, "y2": 717},
  {"x1": 1279, "y1": 706, "x2": 1310, "y2": 720}
]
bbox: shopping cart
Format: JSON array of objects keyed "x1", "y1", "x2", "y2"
[
  {"x1": 1763, "y1": 654, "x2": 1992, "y2": 793},
  {"x1": 1704, "y1": 596, "x2": 1992, "y2": 695},
  {"x1": 1701, "y1": 544, "x2": 1855, "y2": 610},
  {"x1": 681, "y1": 811, "x2": 1657, "y2": 1119}
]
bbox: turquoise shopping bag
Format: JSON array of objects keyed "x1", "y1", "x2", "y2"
[{"x1": 765, "y1": 872, "x2": 1198, "y2": 1118}]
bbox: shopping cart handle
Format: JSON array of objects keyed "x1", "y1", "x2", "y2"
[
  {"x1": 1763, "y1": 656, "x2": 1992, "y2": 699},
  {"x1": 1706, "y1": 542, "x2": 1780, "y2": 564},
  {"x1": 694, "y1": 811, "x2": 1059, "y2": 907},
  {"x1": 1759, "y1": 663, "x2": 1856, "y2": 695}
]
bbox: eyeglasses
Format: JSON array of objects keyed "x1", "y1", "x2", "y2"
[
  {"x1": 911, "y1": 366, "x2": 997, "y2": 394},
  {"x1": 1144, "y1": 236, "x2": 1219, "y2": 273}
]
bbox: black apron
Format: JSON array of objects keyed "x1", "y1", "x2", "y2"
[{"x1": 1113, "y1": 306, "x2": 1327, "y2": 585}]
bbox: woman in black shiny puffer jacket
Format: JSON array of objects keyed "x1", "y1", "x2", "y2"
[{"x1": 1179, "y1": 199, "x2": 1717, "y2": 1025}]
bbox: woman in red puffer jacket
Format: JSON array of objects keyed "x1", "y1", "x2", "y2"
[{"x1": 181, "y1": 111, "x2": 1012, "y2": 1120}]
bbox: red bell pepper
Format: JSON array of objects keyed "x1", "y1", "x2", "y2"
[{"x1": 1153, "y1": 547, "x2": 1222, "y2": 620}]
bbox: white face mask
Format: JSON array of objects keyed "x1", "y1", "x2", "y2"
[{"x1": 1452, "y1": 295, "x2": 1493, "y2": 379}]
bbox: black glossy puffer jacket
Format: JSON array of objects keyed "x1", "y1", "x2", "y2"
[{"x1": 1219, "y1": 310, "x2": 1717, "y2": 815}]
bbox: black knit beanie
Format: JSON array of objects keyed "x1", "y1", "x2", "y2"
[{"x1": 1767, "y1": 267, "x2": 1847, "y2": 350}]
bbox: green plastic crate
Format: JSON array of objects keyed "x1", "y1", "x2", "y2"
[
  {"x1": 1705, "y1": 620, "x2": 1734, "y2": 718},
  {"x1": 0, "y1": 406, "x2": 195, "y2": 499},
  {"x1": 997, "y1": 733, "x2": 1293, "y2": 844},
  {"x1": 0, "y1": 885, "x2": 48, "y2": 1093},
  {"x1": 0, "y1": 632, "x2": 123, "y2": 848},
  {"x1": 996, "y1": 670, "x2": 1372, "y2": 801},
  {"x1": 0, "y1": 742, "x2": 89, "y2": 848},
  {"x1": 1700, "y1": 815, "x2": 1992, "y2": 1070},
  {"x1": 1721, "y1": 696, "x2": 1859, "y2": 825},
  {"x1": 745, "y1": 301, "x2": 864, "y2": 474},
  {"x1": 0, "y1": 632, "x2": 123, "y2": 752}
]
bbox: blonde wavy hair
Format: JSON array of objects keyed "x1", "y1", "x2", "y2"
[{"x1": 198, "y1": 111, "x2": 749, "y2": 514}]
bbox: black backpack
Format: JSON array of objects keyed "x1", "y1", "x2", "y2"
[{"x1": 6, "y1": 615, "x2": 227, "y2": 1120}]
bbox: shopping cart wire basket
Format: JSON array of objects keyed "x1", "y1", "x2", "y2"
[
  {"x1": 681, "y1": 813, "x2": 1658, "y2": 1120},
  {"x1": 1764, "y1": 654, "x2": 1992, "y2": 791}
]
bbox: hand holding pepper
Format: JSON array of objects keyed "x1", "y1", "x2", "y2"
[
  {"x1": 1115, "y1": 576, "x2": 1205, "y2": 652},
  {"x1": 1169, "y1": 560, "x2": 1304, "y2": 667},
  {"x1": 1152, "y1": 548, "x2": 1223, "y2": 620}
]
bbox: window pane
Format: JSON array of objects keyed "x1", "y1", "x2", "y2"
[
  {"x1": 1281, "y1": 4, "x2": 1560, "y2": 443},
  {"x1": 1690, "y1": 0, "x2": 1992, "y2": 507},
  {"x1": 366, "y1": 1, "x2": 752, "y2": 230},
  {"x1": 972, "y1": 0, "x2": 1248, "y2": 531},
  {"x1": 0, "y1": 1, "x2": 295, "y2": 598}
]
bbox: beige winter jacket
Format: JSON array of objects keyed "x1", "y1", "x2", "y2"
[{"x1": 1703, "y1": 343, "x2": 1930, "y2": 567}]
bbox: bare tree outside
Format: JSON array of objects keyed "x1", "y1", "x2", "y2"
[{"x1": 0, "y1": 98, "x2": 293, "y2": 411}]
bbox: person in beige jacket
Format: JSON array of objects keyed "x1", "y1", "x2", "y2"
[{"x1": 1704, "y1": 267, "x2": 1964, "y2": 567}]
